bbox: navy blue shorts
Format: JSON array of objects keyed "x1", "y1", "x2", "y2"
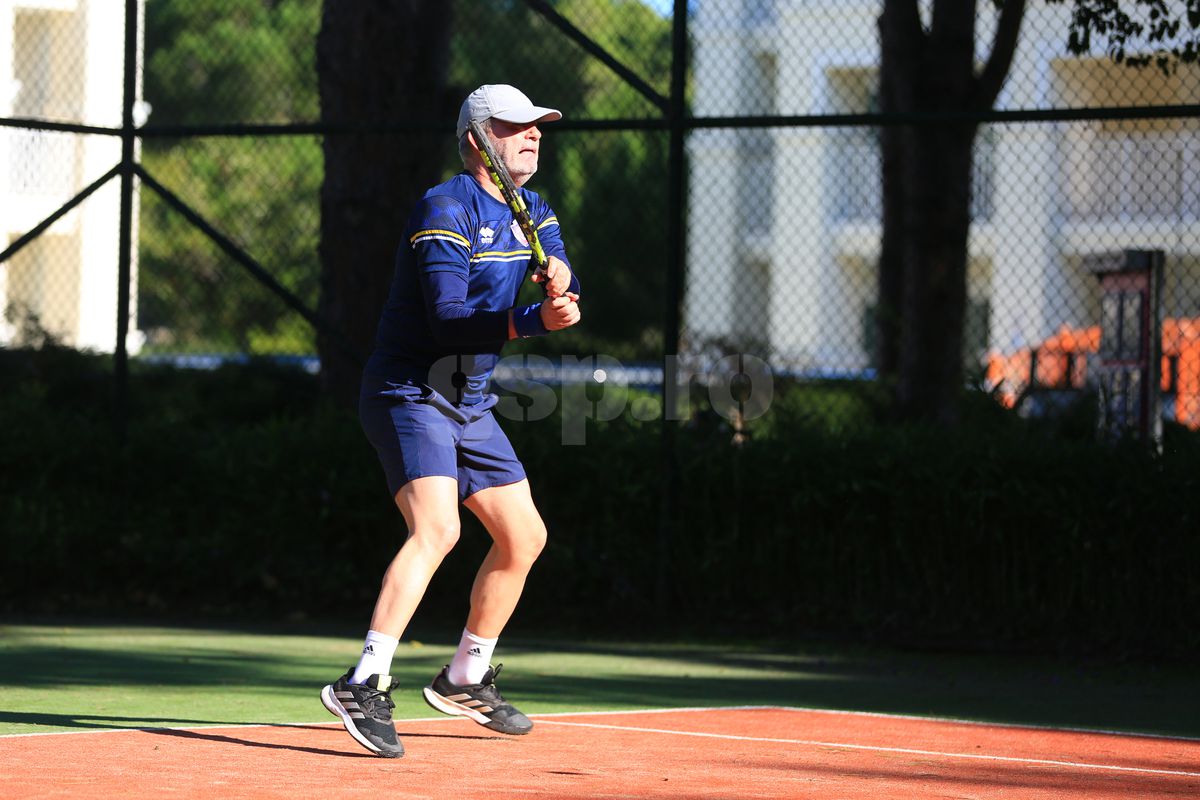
[{"x1": 359, "y1": 374, "x2": 526, "y2": 502}]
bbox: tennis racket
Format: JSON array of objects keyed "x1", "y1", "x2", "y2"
[{"x1": 468, "y1": 119, "x2": 549, "y2": 284}]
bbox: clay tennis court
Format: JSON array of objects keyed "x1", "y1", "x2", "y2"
[{"x1": 3, "y1": 706, "x2": 1197, "y2": 799}]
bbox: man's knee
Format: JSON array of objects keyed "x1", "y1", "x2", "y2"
[
  {"x1": 506, "y1": 518, "x2": 547, "y2": 566},
  {"x1": 408, "y1": 518, "x2": 462, "y2": 559}
]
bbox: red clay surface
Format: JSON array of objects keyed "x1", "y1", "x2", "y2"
[{"x1": 3, "y1": 707, "x2": 1199, "y2": 799}]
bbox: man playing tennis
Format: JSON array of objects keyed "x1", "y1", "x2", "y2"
[{"x1": 320, "y1": 84, "x2": 581, "y2": 758}]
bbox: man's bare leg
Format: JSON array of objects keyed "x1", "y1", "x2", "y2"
[
  {"x1": 462, "y1": 478, "x2": 547, "y2": 638},
  {"x1": 368, "y1": 475, "x2": 463, "y2": 637},
  {"x1": 321, "y1": 477, "x2": 460, "y2": 758},
  {"x1": 420, "y1": 478, "x2": 544, "y2": 735}
]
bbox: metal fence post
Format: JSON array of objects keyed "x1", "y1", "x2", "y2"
[
  {"x1": 658, "y1": 0, "x2": 689, "y2": 613},
  {"x1": 114, "y1": 0, "x2": 139, "y2": 444}
]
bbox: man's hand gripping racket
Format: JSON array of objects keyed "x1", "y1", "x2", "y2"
[{"x1": 469, "y1": 119, "x2": 572, "y2": 299}]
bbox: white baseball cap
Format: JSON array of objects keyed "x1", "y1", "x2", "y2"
[{"x1": 455, "y1": 84, "x2": 562, "y2": 138}]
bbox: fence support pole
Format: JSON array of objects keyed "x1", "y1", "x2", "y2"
[
  {"x1": 658, "y1": 0, "x2": 688, "y2": 614},
  {"x1": 115, "y1": 0, "x2": 138, "y2": 444}
]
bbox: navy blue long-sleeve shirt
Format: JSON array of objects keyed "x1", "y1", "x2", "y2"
[{"x1": 364, "y1": 172, "x2": 578, "y2": 403}]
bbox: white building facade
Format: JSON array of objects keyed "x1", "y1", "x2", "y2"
[
  {"x1": 1, "y1": 0, "x2": 143, "y2": 352},
  {"x1": 685, "y1": 1, "x2": 1200, "y2": 375}
]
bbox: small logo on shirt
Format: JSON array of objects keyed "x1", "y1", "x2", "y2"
[
  {"x1": 479, "y1": 226, "x2": 495, "y2": 245},
  {"x1": 511, "y1": 220, "x2": 529, "y2": 246}
]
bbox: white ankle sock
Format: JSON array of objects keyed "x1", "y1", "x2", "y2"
[
  {"x1": 447, "y1": 628, "x2": 497, "y2": 686},
  {"x1": 350, "y1": 630, "x2": 400, "y2": 685}
]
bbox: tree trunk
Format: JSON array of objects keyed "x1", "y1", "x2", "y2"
[
  {"x1": 893, "y1": 123, "x2": 975, "y2": 424},
  {"x1": 316, "y1": 1, "x2": 456, "y2": 407},
  {"x1": 877, "y1": 0, "x2": 978, "y2": 425}
]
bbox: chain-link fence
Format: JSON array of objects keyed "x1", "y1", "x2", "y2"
[
  {"x1": 6, "y1": 0, "x2": 1200, "y2": 645},
  {"x1": 683, "y1": 2, "x2": 1200, "y2": 441},
  {"x1": 1, "y1": 1, "x2": 128, "y2": 351},
  {"x1": 3, "y1": 0, "x2": 1199, "y2": 433}
]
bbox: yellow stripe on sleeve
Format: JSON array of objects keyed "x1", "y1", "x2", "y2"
[{"x1": 410, "y1": 228, "x2": 471, "y2": 249}]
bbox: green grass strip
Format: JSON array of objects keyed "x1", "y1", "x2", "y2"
[{"x1": 1, "y1": 622, "x2": 1196, "y2": 739}]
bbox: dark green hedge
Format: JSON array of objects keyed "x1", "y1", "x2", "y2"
[{"x1": 2, "y1": 347, "x2": 1197, "y2": 657}]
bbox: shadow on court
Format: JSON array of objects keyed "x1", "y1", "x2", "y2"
[
  {"x1": 143, "y1": 725, "x2": 366, "y2": 758},
  {"x1": 2, "y1": 622, "x2": 1197, "y2": 740},
  {"x1": 0, "y1": 710, "x2": 233, "y2": 731}
]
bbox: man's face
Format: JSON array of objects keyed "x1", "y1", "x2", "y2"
[{"x1": 488, "y1": 119, "x2": 542, "y2": 185}]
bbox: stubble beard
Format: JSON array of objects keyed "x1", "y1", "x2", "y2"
[
  {"x1": 507, "y1": 157, "x2": 537, "y2": 186},
  {"x1": 495, "y1": 137, "x2": 538, "y2": 186}
]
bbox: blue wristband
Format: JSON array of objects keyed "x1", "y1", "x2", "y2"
[{"x1": 512, "y1": 302, "x2": 548, "y2": 338}]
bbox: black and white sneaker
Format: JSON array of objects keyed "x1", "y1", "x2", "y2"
[
  {"x1": 320, "y1": 669, "x2": 405, "y2": 758},
  {"x1": 422, "y1": 664, "x2": 533, "y2": 735}
]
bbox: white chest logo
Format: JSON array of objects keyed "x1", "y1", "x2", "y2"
[
  {"x1": 479, "y1": 226, "x2": 495, "y2": 245},
  {"x1": 511, "y1": 220, "x2": 529, "y2": 246}
]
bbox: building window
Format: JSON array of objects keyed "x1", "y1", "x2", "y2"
[
  {"x1": 1055, "y1": 56, "x2": 1200, "y2": 222},
  {"x1": 732, "y1": 256, "x2": 770, "y2": 353},
  {"x1": 826, "y1": 67, "x2": 995, "y2": 223}
]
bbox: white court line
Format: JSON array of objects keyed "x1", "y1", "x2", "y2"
[
  {"x1": 530, "y1": 705, "x2": 1200, "y2": 743},
  {"x1": 4, "y1": 712, "x2": 1198, "y2": 780},
  {"x1": 535, "y1": 718, "x2": 1200, "y2": 779},
  {"x1": 4, "y1": 704, "x2": 1199, "y2": 754}
]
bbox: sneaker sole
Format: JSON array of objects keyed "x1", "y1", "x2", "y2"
[
  {"x1": 421, "y1": 686, "x2": 532, "y2": 735},
  {"x1": 320, "y1": 684, "x2": 404, "y2": 758}
]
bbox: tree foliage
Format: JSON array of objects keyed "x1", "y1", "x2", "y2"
[
  {"x1": 143, "y1": 0, "x2": 319, "y2": 124},
  {"x1": 137, "y1": 0, "x2": 672, "y2": 373},
  {"x1": 138, "y1": 0, "x2": 322, "y2": 354},
  {"x1": 1054, "y1": 0, "x2": 1200, "y2": 72}
]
